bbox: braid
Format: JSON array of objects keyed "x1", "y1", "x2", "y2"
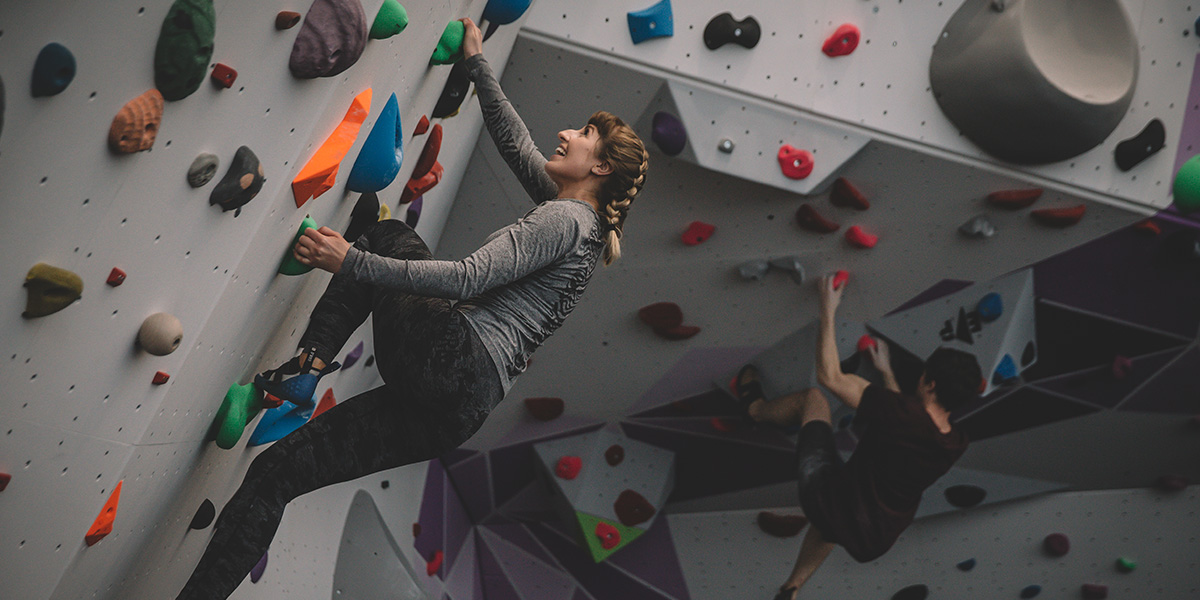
[{"x1": 602, "y1": 147, "x2": 649, "y2": 265}]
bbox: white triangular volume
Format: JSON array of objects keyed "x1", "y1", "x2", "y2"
[
  {"x1": 532, "y1": 432, "x2": 598, "y2": 505},
  {"x1": 572, "y1": 429, "x2": 676, "y2": 524},
  {"x1": 916, "y1": 466, "x2": 1066, "y2": 519},
  {"x1": 332, "y1": 490, "x2": 426, "y2": 599},
  {"x1": 866, "y1": 269, "x2": 1036, "y2": 396},
  {"x1": 633, "y1": 82, "x2": 699, "y2": 164}
]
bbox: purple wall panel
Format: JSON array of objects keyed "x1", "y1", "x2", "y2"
[
  {"x1": 1119, "y1": 347, "x2": 1200, "y2": 414},
  {"x1": 477, "y1": 534, "x2": 523, "y2": 600},
  {"x1": 444, "y1": 471, "x2": 473, "y2": 574},
  {"x1": 415, "y1": 460, "x2": 446, "y2": 569},
  {"x1": 489, "y1": 424, "x2": 605, "y2": 509},
  {"x1": 483, "y1": 522, "x2": 560, "y2": 568},
  {"x1": 1032, "y1": 347, "x2": 1186, "y2": 409},
  {"x1": 605, "y1": 516, "x2": 691, "y2": 600},
  {"x1": 527, "y1": 522, "x2": 676, "y2": 600},
  {"x1": 958, "y1": 387, "x2": 1100, "y2": 442},
  {"x1": 447, "y1": 453, "x2": 493, "y2": 523},
  {"x1": 627, "y1": 416, "x2": 796, "y2": 451}
]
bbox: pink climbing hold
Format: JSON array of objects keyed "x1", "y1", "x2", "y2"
[
  {"x1": 822, "y1": 24, "x2": 860, "y2": 57},
  {"x1": 1081, "y1": 583, "x2": 1108, "y2": 599},
  {"x1": 426, "y1": 550, "x2": 443, "y2": 576},
  {"x1": 1043, "y1": 532, "x2": 1070, "y2": 557},
  {"x1": 152, "y1": 371, "x2": 170, "y2": 385},
  {"x1": 555, "y1": 456, "x2": 582, "y2": 480},
  {"x1": 832, "y1": 270, "x2": 849, "y2": 290},
  {"x1": 682, "y1": 221, "x2": 716, "y2": 246},
  {"x1": 845, "y1": 225, "x2": 878, "y2": 248},
  {"x1": 857, "y1": 335, "x2": 877, "y2": 353},
  {"x1": 106, "y1": 267, "x2": 127, "y2": 287},
  {"x1": 595, "y1": 522, "x2": 620, "y2": 550},
  {"x1": 778, "y1": 145, "x2": 814, "y2": 179},
  {"x1": 1111, "y1": 355, "x2": 1133, "y2": 379}
]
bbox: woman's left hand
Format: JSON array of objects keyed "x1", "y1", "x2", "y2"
[{"x1": 294, "y1": 226, "x2": 351, "y2": 274}]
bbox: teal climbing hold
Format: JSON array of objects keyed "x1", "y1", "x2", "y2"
[
  {"x1": 956, "y1": 558, "x2": 976, "y2": 571},
  {"x1": 976, "y1": 292, "x2": 1003, "y2": 322},
  {"x1": 278, "y1": 215, "x2": 319, "y2": 275},
  {"x1": 627, "y1": 0, "x2": 673, "y2": 44},
  {"x1": 248, "y1": 399, "x2": 314, "y2": 446},
  {"x1": 430, "y1": 21, "x2": 465, "y2": 65},
  {"x1": 1173, "y1": 154, "x2": 1200, "y2": 214},
  {"x1": 347, "y1": 93, "x2": 403, "y2": 192},
  {"x1": 370, "y1": 0, "x2": 408, "y2": 39},
  {"x1": 891, "y1": 584, "x2": 928, "y2": 600},
  {"x1": 992, "y1": 354, "x2": 1018, "y2": 384},
  {"x1": 212, "y1": 382, "x2": 264, "y2": 450},
  {"x1": 154, "y1": 0, "x2": 217, "y2": 101},
  {"x1": 31, "y1": 43, "x2": 76, "y2": 97},
  {"x1": 483, "y1": 0, "x2": 532, "y2": 25}
]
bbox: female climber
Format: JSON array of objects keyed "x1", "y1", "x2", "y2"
[{"x1": 177, "y1": 17, "x2": 648, "y2": 599}]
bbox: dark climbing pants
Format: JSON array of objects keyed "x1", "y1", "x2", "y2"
[{"x1": 177, "y1": 219, "x2": 501, "y2": 600}]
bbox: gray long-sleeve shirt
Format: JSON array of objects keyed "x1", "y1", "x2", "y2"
[{"x1": 340, "y1": 54, "x2": 606, "y2": 393}]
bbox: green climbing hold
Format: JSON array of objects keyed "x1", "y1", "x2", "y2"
[
  {"x1": 1173, "y1": 155, "x2": 1200, "y2": 214},
  {"x1": 370, "y1": 0, "x2": 408, "y2": 39},
  {"x1": 23, "y1": 263, "x2": 83, "y2": 318},
  {"x1": 154, "y1": 0, "x2": 216, "y2": 101},
  {"x1": 212, "y1": 382, "x2": 263, "y2": 449},
  {"x1": 1116, "y1": 556, "x2": 1137, "y2": 572},
  {"x1": 278, "y1": 215, "x2": 319, "y2": 275},
  {"x1": 430, "y1": 21, "x2": 464, "y2": 65}
]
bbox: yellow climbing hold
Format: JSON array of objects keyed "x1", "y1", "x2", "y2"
[{"x1": 23, "y1": 263, "x2": 83, "y2": 318}]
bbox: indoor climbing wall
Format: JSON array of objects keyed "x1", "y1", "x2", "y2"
[{"x1": 0, "y1": 1, "x2": 535, "y2": 598}]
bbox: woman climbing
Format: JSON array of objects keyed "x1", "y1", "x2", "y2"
[{"x1": 177, "y1": 18, "x2": 648, "y2": 599}]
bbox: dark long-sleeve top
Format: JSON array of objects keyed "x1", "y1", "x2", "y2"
[{"x1": 339, "y1": 54, "x2": 606, "y2": 393}]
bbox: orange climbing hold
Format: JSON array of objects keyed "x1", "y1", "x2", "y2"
[
  {"x1": 292, "y1": 89, "x2": 373, "y2": 207},
  {"x1": 106, "y1": 267, "x2": 127, "y2": 287},
  {"x1": 822, "y1": 24, "x2": 860, "y2": 57},
  {"x1": 85, "y1": 480, "x2": 123, "y2": 546},
  {"x1": 986, "y1": 188, "x2": 1042, "y2": 209},
  {"x1": 400, "y1": 161, "x2": 443, "y2": 205},
  {"x1": 210, "y1": 63, "x2": 237, "y2": 88},
  {"x1": 1031, "y1": 204, "x2": 1086, "y2": 227},
  {"x1": 312, "y1": 388, "x2": 337, "y2": 419}
]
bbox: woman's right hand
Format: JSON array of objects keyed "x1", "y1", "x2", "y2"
[{"x1": 461, "y1": 18, "x2": 483, "y2": 59}]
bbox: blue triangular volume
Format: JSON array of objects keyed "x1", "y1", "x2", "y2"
[
  {"x1": 247, "y1": 401, "x2": 313, "y2": 447},
  {"x1": 347, "y1": 92, "x2": 403, "y2": 192}
]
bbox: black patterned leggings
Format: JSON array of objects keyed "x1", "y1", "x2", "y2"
[{"x1": 177, "y1": 219, "x2": 502, "y2": 600}]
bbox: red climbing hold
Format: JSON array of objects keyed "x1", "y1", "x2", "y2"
[
  {"x1": 986, "y1": 188, "x2": 1043, "y2": 209},
  {"x1": 555, "y1": 456, "x2": 582, "y2": 480},
  {"x1": 832, "y1": 270, "x2": 849, "y2": 290},
  {"x1": 605, "y1": 444, "x2": 625, "y2": 466},
  {"x1": 757, "y1": 511, "x2": 808, "y2": 537},
  {"x1": 262, "y1": 393, "x2": 284, "y2": 409},
  {"x1": 413, "y1": 114, "x2": 430, "y2": 136},
  {"x1": 0, "y1": 472, "x2": 10, "y2": 492},
  {"x1": 795, "y1": 203, "x2": 840, "y2": 233},
  {"x1": 778, "y1": 145, "x2": 814, "y2": 179},
  {"x1": 1081, "y1": 583, "x2": 1108, "y2": 599},
  {"x1": 210, "y1": 63, "x2": 237, "y2": 88},
  {"x1": 595, "y1": 522, "x2": 620, "y2": 549},
  {"x1": 1111, "y1": 355, "x2": 1133, "y2": 379},
  {"x1": 845, "y1": 225, "x2": 878, "y2": 248},
  {"x1": 85, "y1": 480, "x2": 123, "y2": 546},
  {"x1": 152, "y1": 371, "x2": 170, "y2": 385},
  {"x1": 411, "y1": 124, "x2": 443, "y2": 180},
  {"x1": 524, "y1": 397, "x2": 564, "y2": 421},
  {"x1": 614, "y1": 489, "x2": 656, "y2": 526},
  {"x1": 857, "y1": 335, "x2": 877, "y2": 353},
  {"x1": 312, "y1": 388, "x2": 336, "y2": 419},
  {"x1": 426, "y1": 550, "x2": 443, "y2": 576},
  {"x1": 1043, "y1": 532, "x2": 1070, "y2": 556},
  {"x1": 682, "y1": 221, "x2": 716, "y2": 246},
  {"x1": 822, "y1": 24, "x2": 860, "y2": 57},
  {"x1": 1133, "y1": 219, "x2": 1161, "y2": 235},
  {"x1": 400, "y1": 161, "x2": 443, "y2": 205},
  {"x1": 412, "y1": 523, "x2": 421, "y2": 537},
  {"x1": 831, "y1": 177, "x2": 870, "y2": 210},
  {"x1": 638, "y1": 302, "x2": 700, "y2": 340},
  {"x1": 1155, "y1": 474, "x2": 1189, "y2": 491},
  {"x1": 710, "y1": 417, "x2": 736, "y2": 432},
  {"x1": 106, "y1": 268, "x2": 127, "y2": 287},
  {"x1": 1031, "y1": 204, "x2": 1086, "y2": 227},
  {"x1": 275, "y1": 11, "x2": 302, "y2": 30}
]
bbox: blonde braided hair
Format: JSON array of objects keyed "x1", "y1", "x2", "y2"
[{"x1": 588, "y1": 111, "x2": 649, "y2": 265}]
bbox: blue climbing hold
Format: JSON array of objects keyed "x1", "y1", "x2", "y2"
[
  {"x1": 31, "y1": 43, "x2": 76, "y2": 97},
  {"x1": 651, "y1": 111, "x2": 687, "y2": 156},
  {"x1": 976, "y1": 292, "x2": 1003, "y2": 322},
  {"x1": 248, "y1": 399, "x2": 315, "y2": 447},
  {"x1": 993, "y1": 354, "x2": 1018, "y2": 384},
  {"x1": 482, "y1": 0, "x2": 532, "y2": 25},
  {"x1": 347, "y1": 93, "x2": 403, "y2": 193},
  {"x1": 628, "y1": 0, "x2": 673, "y2": 44},
  {"x1": 956, "y1": 558, "x2": 976, "y2": 571},
  {"x1": 1020, "y1": 584, "x2": 1042, "y2": 598}
]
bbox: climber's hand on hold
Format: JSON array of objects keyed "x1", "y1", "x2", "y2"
[
  {"x1": 461, "y1": 18, "x2": 483, "y2": 59},
  {"x1": 295, "y1": 227, "x2": 351, "y2": 274}
]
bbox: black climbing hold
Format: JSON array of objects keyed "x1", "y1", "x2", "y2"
[
  {"x1": 944, "y1": 484, "x2": 987, "y2": 508},
  {"x1": 956, "y1": 558, "x2": 976, "y2": 571},
  {"x1": 365, "y1": 354, "x2": 375, "y2": 367},
  {"x1": 432, "y1": 60, "x2": 470, "y2": 119},
  {"x1": 1021, "y1": 341, "x2": 1037, "y2": 367},
  {"x1": 345, "y1": 191, "x2": 381, "y2": 242},
  {"x1": 209, "y1": 146, "x2": 264, "y2": 215},
  {"x1": 891, "y1": 583, "x2": 928, "y2": 600},
  {"x1": 189, "y1": 498, "x2": 215, "y2": 529},
  {"x1": 703, "y1": 12, "x2": 761, "y2": 50},
  {"x1": 381, "y1": 480, "x2": 389, "y2": 489},
  {"x1": 1115, "y1": 119, "x2": 1165, "y2": 171},
  {"x1": 1020, "y1": 584, "x2": 1042, "y2": 598},
  {"x1": 32, "y1": 43, "x2": 76, "y2": 97}
]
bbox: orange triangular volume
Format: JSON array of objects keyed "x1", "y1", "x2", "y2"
[
  {"x1": 292, "y1": 89, "x2": 373, "y2": 207},
  {"x1": 85, "y1": 480, "x2": 123, "y2": 547},
  {"x1": 312, "y1": 388, "x2": 337, "y2": 419}
]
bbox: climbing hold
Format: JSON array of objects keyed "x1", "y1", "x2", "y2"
[
  {"x1": 293, "y1": 89, "x2": 372, "y2": 206},
  {"x1": 1031, "y1": 204, "x2": 1086, "y2": 227},
  {"x1": 154, "y1": 0, "x2": 216, "y2": 101},
  {"x1": 778, "y1": 145, "x2": 814, "y2": 179},
  {"x1": 413, "y1": 114, "x2": 430, "y2": 136},
  {"x1": 595, "y1": 522, "x2": 621, "y2": 549},
  {"x1": 986, "y1": 188, "x2": 1042, "y2": 209},
  {"x1": 958, "y1": 214, "x2": 996, "y2": 238},
  {"x1": 856, "y1": 335, "x2": 877, "y2": 353},
  {"x1": 261, "y1": 393, "x2": 284, "y2": 409},
  {"x1": 138, "y1": 312, "x2": 184, "y2": 356},
  {"x1": 890, "y1": 583, "x2": 928, "y2": 600},
  {"x1": 106, "y1": 268, "x2": 127, "y2": 287},
  {"x1": 412, "y1": 523, "x2": 421, "y2": 537},
  {"x1": 248, "y1": 400, "x2": 314, "y2": 447},
  {"x1": 718, "y1": 138, "x2": 735, "y2": 153},
  {"x1": 1111, "y1": 355, "x2": 1132, "y2": 379},
  {"x1": 425, "y1": 550, "x2": 443, "y2": 576},
  {"x1": 822, "y1": 24, "x2": 860, "y2": 57},
  {"x1": 638, "y1": 301, "x2": 699, "y2": 340},
  {"x1": 738, "y1": 260, "x2": 770, "y2": 281},
  {"x1": 400, "y1": 161, "x2": 444, "y2": 205},
  {"x1": 652, "y1": 111, "x2": 687, "y2": 157},
  {"x1": 276, "y1": 11, "x2": 302, "y2": 30},
  {"x1": 1133, "y1": 219, "x2": 1161, "y2": 235},
  {"x1": 345, "y1": 192, "x2": 381, "y2": 241},
  {"x1": 411, "y1": 123, "x2": 443, "y2": 180},
  {"x1": 279, "y1": 215, "x2": 319, "y2": 275},
  {"x1": 1043, "y1": 532, "x2": 1070, "y2": 557},
  {"x1": 23, "y1": 263, "x2": 82, "y2": 318},
  {"x1": 85, "y1": 480, "x2": 123, "y2": 546},
  {"x1": 795, "y1": 203, "x2": 840, "y2": 233},
  {"x1": 1172, "y1": 155, "x2": 1200, "y2": 213},
  {"x1": 769, "y1": 256, "x2": 806, "y2": 284},
  {"x1": 555, "y1": 456, "x2": 582, "y2": 480},
  {"x1": 710, "y1": 417, "x2": 736, "y2": 432},
  {"x1": 430, "y1": 20, "x2": 465, "y2": 65},
  {"x1": 757, "y1": 511, "x2": 808, "y2": 537},
  {"x1": 1115, "y1": 119, "x2": 1165, "y2": 171},
  {"x1": 703, "y1": 12, "x2": 760, "y2": 50},
  {"x1": 250, "y1": 552, "x2": 268, "y2": 583},
  {"x1": 1154, "y1": 474, "x2": 1189, "y2": 491},
  {"x1": 627, "y1": 0, "x2": 673, "y2": 44},
  {"x1": 189, "y1": 499, "x2": 215, "y2": 530},
  {"x1": 944, "y1": 484, "x2": 987, "y2": 508},
  {"x1": 614, "y1": 489, "x2": 656, "y2": 526},
  {"x1": 152, "y1": 371, "x2": 171, "y2": 385},
  {"x1": 210, "y1": 146, "x2": 265, "y2": 215},
  {"x1": 483, "y1": 0, "x2": 533, "y2": 25},
  {"x1": 832, "y1": 270, "x2": 849, "y2": 290},
  {"x1": 976, "y1": 292, "x2": 1003, "y2": 322},
  {"x1": 433, "y1": 63, "x2": 471, "y2": 121},
  {"x1": 347, "y1": 93, "x2": 404, "y2": 193},
  {"x1": 605, "y1": 444, "x2": 625, "y2": 466},
  {"x1": 365, "y1": 355, "x2": 376, "y2": 368},
  {"x1": 213, "y1": 382, "x2": 264, "y2": 449},
  {"x1": 681, "y1": 221, "x2": 715, "y2": 245},
  {"x1": 1081, "y1": 583, "x2": 1108, "y2": 599},
  {"x1": 992, "y1": 354, "x2": 1018, "y2": 384},
  {"x1": 956, "y1": 558, "x2": 976, "y2": 571},
  {"x1": 289, "y1": 0, "x2": 368, "y2": 78},
  {"x1": 343, "y1": 341, "x2": 364, "y2": 369},
  {"x1": 524, "y1": 397, "x2": 564, "y2": 421},
  {"x1": 1115, "y1": 557, "x2": 1137, "y2": 572},
  {"x1": 31, "y1": 43, "x2": 76, "y2": 97},
  {"x1": 831, "y1": 177, "x2": 870, "y2": 210},
  {"x1": 406, "y1": 196, "x2": 423, "y2": 227},
  {"x1": 1019, "y1": 584, "x2": 1042, "y2": 598},
  {"x1": 187, "y1": 153, "x2": 220, "y2": 188},
  {"x1": 108, "y1": 89, "x2": 164, "y2": 153},
  {"x1": 209, "y1": 63, "x2": 237, "y2": 88},
  {"x1": 312, "y1": 388, "x2": 337, "y2": 419},
  {"x1": 370, "y1": 0, "x2": 408, "y2": 39},
  {"x1": 844, "y1": 225, "x2": 877, "y2": 249},
  {"x1": 0, "y1": 472, "x2": 9, "y2": 492}
]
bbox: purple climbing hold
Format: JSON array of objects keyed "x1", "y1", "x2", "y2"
[
  {"x1": 406, "y1": 195, "x2": 423, "y2": 227},
  {"x1": 651, "y1": 111, "x2": 686, "y2": 156},
  {"x1": 289, "y1": 0, "x2": 369, "y2": 79},
  {"x1": 343, "y1": 341, "x2": 364, "y2": 369},
  {"x1": 250, "y1": 551, "x2": 268, "y2": 583},
  {"x1": 1043, "y1": 533, "x2": 1070, "y2": 557}
]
